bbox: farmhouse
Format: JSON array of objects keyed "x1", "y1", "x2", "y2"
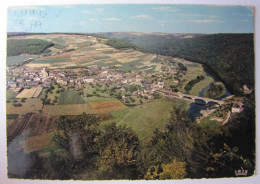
[
  {"x1": 8, "y1": 81, "x2": 17, "y2": 88},
  {"x1": 157, "y1": 81, "x2": 165, "y2": 89},
  {"x1": 84, "y1": 76, "x2": 94, "y2": 83},
  {"x1": 61, "y1": 78, "x2": 69, "y2": 86},
  {"x1": 16, "y1": 78, "x2": 24, "y2": 83},
  {"x1": 43, "y1": 82, "x2": 51, "y2": 88},
  {"x1": 232, "y1": 104, "x2": 243, "y2": 113},
  {"x1": 27, "y1": 81, "x2": 39, "y2": 86}
]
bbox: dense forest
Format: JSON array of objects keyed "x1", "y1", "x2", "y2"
[
  {"x1": 7, "y1": 39, "x2": 54, "y2": 56},
  {"x1": 103, "y1": 33, "x2": 255, "y2": 95}
]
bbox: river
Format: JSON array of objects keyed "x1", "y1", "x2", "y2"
[{"x1": 188, "y1": 71, "x2": 231, "y2": 122}]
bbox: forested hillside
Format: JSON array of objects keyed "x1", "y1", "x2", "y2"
[
  {"x1": 7, "y1": 39, "x2": 54, "y2": 56},
  {"x1": 105, "y1": 38, "x2": 145, "y2": 52},
  {"x1": 103, "y1": 33, "x2": 254, "y2": 95}
]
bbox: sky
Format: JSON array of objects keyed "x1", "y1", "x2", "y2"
[{"x1": 7, "y1": 4, "x2": 254, "y2": 34}]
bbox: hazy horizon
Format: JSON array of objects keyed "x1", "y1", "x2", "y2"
[{"x1": 7, "y1": 4, "x2": 254, "y2": 34}]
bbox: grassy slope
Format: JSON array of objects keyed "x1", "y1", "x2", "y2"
[
  {"x1": 199, "y1": 116, "x2": 220, "y2": 129},
  {"x1": 100, "y1": 98, "x2": 190, "y2": 140}
]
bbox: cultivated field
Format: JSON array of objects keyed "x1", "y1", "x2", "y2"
[
  {"x1": 58, "y1": 89, "x2": 86, "y2": 105},
  {"x1": 6, "y1": 98, "x2": 42, "y2": 115},
  {"x1": 16, "y1": 87, "x2": 43, "y2": 98},
  {"x1": 90, "y1": 100, "x2": 127, "y2": 114},
  {"x1": 14, "y1": 34, "x2": 161, "y2": 72},
  {"x1": 99, "y1": 98, "x2": 190, "y2": 140},
  {"x1": 20, "y1": 132, "x2": 56, "y2": 153},
  {"x1": 43, "y1": 104, "x2": 94, "y2": 116}
]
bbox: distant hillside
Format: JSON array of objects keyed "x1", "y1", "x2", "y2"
[
  {"x1": 105, "y1": 38, "x2": 145, "y2": 52},
  {"x1": 100, "y1": 33, "x2": 254, "y2": 95},
  {"x1": 7, "y1": 39, "x2": 54, "y2": 56},
  {"x1": 153, "y1": 34, "x2": 255, "y2": 95},
  {"x1": 99, "y1": 32, "x2": 204, "y2": 52}
]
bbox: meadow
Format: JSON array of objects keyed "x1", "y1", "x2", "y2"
[
  {"x1": 100, "y1": 98, "x2": 190, "y2": 140},
  {"x1": 58, "y1": 89, "x2": 86, "y2": 105},
  {"x1": 33, "y1": 58, "x2": 71, "y2": 63},
  {"x1": 43, "y1": 104, "x2": 94, "y2": 116},
  {"x1": 6, "y1": 98, "x2": 43, "y2": 115}
]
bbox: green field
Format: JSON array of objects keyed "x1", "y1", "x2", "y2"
[
  {"x1": 46, "y1": 85, "x2": 61, "y2": 103},
  {"x1": 99, "y1": 98, "x2": 190, "y2": 140},
  {"x1": 43, "y1": 103, "x2": 94, "y2": 116},
  {"x1": 7, "y1": 55, "x2": 38, "y2": 66},
  {"x1": 6, "y1": 98, "x2": 43, "y2": 115},
  {"x1": 33, "y1": 58, "x2": 71, "y2": 63},
  {"x1": 199, "y1": 116, "x2": 220, "y2": 129},
  {"x1": 99, "y1": 108, "x2": 130, "y2": 130},
  {"x1": 75, "y1": 41, "x2": 93, "y2": 48},
  {"x1": 53, "y1": 44, "x2": 67, "y2": 49},
  {"x1": 82, "y1": 59, "x2": 121, "y2": 67},
  {"x1": 6, "y1": 90, "x2": 16, "y2": 100},
  {"x1": 119, "y1": 59, "x2": 148, "y2": 71},
  {"x1": 85, "y1": 96, "x2": 116, "y2": 102},
  {"x1": 58, "y1": 89, "x2": 86, "y2": 105},
  {"x1": 93, "y1": 56, "x2": 111, "y2": 60},
  {"x1": 189, "y1": 76, "x2": 214, "y2": 96},
  {"x1": 52, "y1": 37, "x2": 67, "y2": 44},
  {"x1": 118, "y1": 98, "x2": 190, "y2": 140}
]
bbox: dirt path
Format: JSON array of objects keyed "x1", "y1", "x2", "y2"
[
  {"x1": 222, "y1": 111, "x2": 231, "y2": 125},
  {"x1": 116, "y1": 106, "x2": 140, "y2": 126}
]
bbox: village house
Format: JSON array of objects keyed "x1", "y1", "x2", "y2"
[
  {"x1": 232, "y1": 104, "x2": 243, "y2": 113},
  {"x1": 41, "y1": 67, "x2": 48, "y2": 78},
  {"x1": 33, "y1": 77, "x2": 41, "y2": 82},
  {"x1": 27, "y1": 81, "x2": 39, "y2": 86},
  {"x1": 69, "y1": 78, "x2": 75, "y2": 83},
  {"x1": 157, "y1": 81, "x2": 165, "y2": 89},
  {"x1": 7, "y1": 81, "x2": 17, "y2": 88},
  {"x1": 122, "y1": 95, "x2": 127, "y2": 102},
  {"x1": 16, "y1": 78, "x2": 24, "y2": 83},
  {"x1": 43, "y1": 82, "x2": 51, "y2": 88},
  {"x1": 84, "y1": 76, "x2": 95, "y2": 83},
  {"x1": 136, "y1": 75, "x2": 143, "y2": 83},
  {"x1": 61, "y1": 78, "x2": 70, "y2": 86},
  {"x1": 132, "y1": 91, "x2": 138, "y2": 96}
]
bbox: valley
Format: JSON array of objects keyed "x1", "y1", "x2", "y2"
[{"x1": 6, "y1": 33, "x2": 253, "y2": 179}]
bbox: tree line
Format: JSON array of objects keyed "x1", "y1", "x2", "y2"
[{"x1": 184, "y1": 75, "x2": 205, "y2": 91}]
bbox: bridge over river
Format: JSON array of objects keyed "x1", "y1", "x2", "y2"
[
  {"x1": 158, "y1": 90, "x2": 225, "y2": 105},
  {"x1": 178, "y1": 93, "x2": 225, "y2": 105}
]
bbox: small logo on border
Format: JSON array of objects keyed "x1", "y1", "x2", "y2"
[{"x1": 235, "y1": 168, "x2": 248, "y2": 176}]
